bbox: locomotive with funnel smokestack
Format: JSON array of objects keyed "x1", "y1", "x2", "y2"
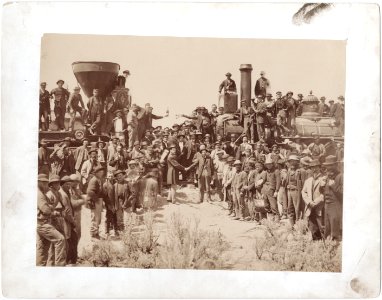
[{"x1": 39, "y1": 61, "x2": 129, "y2": 146}]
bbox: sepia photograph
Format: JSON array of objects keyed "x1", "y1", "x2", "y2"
[
  {"x1": 37, "y1": 34, "x2": 345, "y2": 271},
  {"x1": 2, "y1": 2, "x2": 379, "y2": 298}
]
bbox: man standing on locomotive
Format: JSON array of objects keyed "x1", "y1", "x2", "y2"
[
  {"x1": 50, "y1": 79, "x2": 70, "y2": 132},
  {"x1": 39, "y1": 82, "x2": 51, "y2": 131},
  {"x1": 87, "y1": 88, "x2": 103, "y2": 135},
  {"x1": 254, "y1": 71, "x2": 270, "y2": 98},
  {"x1": 218, "y1": 72, "x2": 237, "y2": 94}
]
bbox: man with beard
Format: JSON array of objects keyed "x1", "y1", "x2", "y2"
[
  {"x1": 189, "y1": 145, "x2": 214, "y2": 203},
  {"x1": 307, "y1": 136, "x2": 326, "y2": 162},
  {"x1": 301, "y1": 159, "x2": 325, "y2": 240},
  {"x1": 109, "y1": 143, "x2": 128, "y2": 171},
  {"x1": 80, "y1": 147, "x2": 102, "y2": 188}
]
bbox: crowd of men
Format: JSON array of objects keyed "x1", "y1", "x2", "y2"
[{"x1": 37, "y1": 72, "x2": 345, "y2": 266}]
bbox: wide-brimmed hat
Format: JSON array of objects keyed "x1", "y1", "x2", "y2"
[
  {"x1": 322, "y1": 155, "x2": 338, "y2": 166},
  {"x1": 233, "y1": 160, "x2": 242, "y2": 166},
  {"x1": 88, "y1": 147, "x2": 98, "y2": 154},
  {"x1": 113, "y1": 169, "x2": 126, "y2": 177},
  {"x1": 309, "y1": 159, "x2": 321, "y2": 167},
  {"x1": 94, "y1": 166, "x2": 106, "y2": 174},
  {"x1": 48, "y1": 175, "x2": 60, "y2": 185},
  {"x1": 277, "y1": 159, "x2": 285, "y2": 165},
  {"x1": 227, "y1": 156, "x2": 235, "y2": 163},
  {"x1": 60, "y1": 175, "x2": 73, "y2": 184},
  {"x1": 38, "y1": 174, "x2": 49, "y2": 182},
  {"x1": 300, "y1": 157, "x2": 312, "y2": 166},
  {"x1": 288, "y1": 155, "x2": 300, "y2": 161},
  {"x1": 69, "y1": 174, "x2": 81, "y2": 182}
]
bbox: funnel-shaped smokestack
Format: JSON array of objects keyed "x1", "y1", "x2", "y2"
[
  {"x1": 72, "y1": 61, "x2": 120, "y2": 98},
  {"x1": 239, "y1": 64, "x2": 253, "y2": 107}
]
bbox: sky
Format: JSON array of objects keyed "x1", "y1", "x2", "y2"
[{"x1": 40, "y1": 34, "x2": 346, "y2": 127}]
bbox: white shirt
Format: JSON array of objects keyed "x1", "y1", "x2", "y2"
[{"x1": 115, "y1": 118, "x2": 123, "y2": 133}]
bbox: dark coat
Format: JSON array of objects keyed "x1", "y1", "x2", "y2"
[
  {"x1": 190, "y1": 153, "x2": 214, "y2": 178},
  {"x1": 166, "y1": 153, "x2": 186, "y2": 185}
]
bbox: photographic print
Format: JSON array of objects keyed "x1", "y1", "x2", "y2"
[{"x1": 37, "y1": 35, "x2": 345, "y2": 271}]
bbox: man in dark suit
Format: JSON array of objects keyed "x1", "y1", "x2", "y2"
[
  {"x1": 189, "y1": 145, "x2": 215, "y2": 203},
  {"x1": 254, "y1": 71, "x2": 270, "y2": 98},
  {"x1": 218, "y1": 72, "x2": 237, "y2": 94},
  {"x1": 39, "y1": 82, "x2": 51, "y2": 131}
]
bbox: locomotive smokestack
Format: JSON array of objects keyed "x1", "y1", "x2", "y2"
[{"x1": 239, "y1": 64, "x2": 253, "y2": 107}]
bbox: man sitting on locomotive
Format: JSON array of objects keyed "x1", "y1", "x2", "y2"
[{"x1": 67, "y1": 86, "x2": 87, "y2": 131}]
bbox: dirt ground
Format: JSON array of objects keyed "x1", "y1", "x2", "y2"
[{"x1": 78, "y1": 185, "x2": 283, "y2": 270}]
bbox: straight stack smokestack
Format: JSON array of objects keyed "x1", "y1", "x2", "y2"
[{"x1": 239, "y1": 64, "x2": 253, "y2": 107}]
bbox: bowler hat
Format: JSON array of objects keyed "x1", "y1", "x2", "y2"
[
  {"x1": 38, "y1": 174, "x2": 49, "y2": 182},
  {"x1": 322, "y1": 155, "x2": 338, "y2": 166},
  {"x1": 48, "y1": 175, "x2": 61, "y2": 185},
  {"x1": 309, "y1": 159, "x2": 321, "y2": 167},
  {"x1": 56, "y1": 79, "x2": 64, "y2": 84}
]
